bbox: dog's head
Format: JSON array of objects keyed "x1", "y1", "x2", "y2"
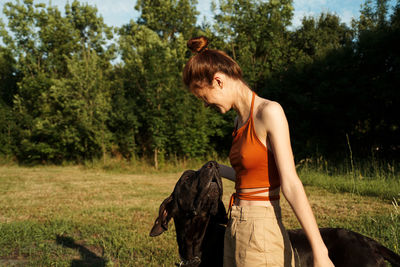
[{"x1": 149, "y1": 160, "x2": 226, "y2": 266}]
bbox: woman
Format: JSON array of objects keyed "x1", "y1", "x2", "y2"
[{"x1": 183, "y1": 36, "x2": 334, "y2": 267}]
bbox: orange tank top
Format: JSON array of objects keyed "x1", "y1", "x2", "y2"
[{"x1": 228, "y1": 91, "x2": 281, "y2": 213}]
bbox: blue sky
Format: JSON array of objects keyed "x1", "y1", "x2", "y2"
[{"x1": 0, "y1": 0, "x2": 396, "y2": 29}]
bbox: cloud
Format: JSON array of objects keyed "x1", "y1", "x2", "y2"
[
  {"x1": 89, "y1": 0, "x2": 135, "y2": 15},
  {"x1": 340, "y1": 9, "x2": 358, "y2": 25},
  {"x1": 291, "y1": 0, "x2": 365, "y2": 28},
  {"x1": 291, "y1": 10, "x2": 316, "y2": 29}
]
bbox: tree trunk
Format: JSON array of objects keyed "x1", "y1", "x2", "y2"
[
  {"x1": 154, "y1": 147, "x2": 158, "y2": 170},
  {"x1": 102, "y1": 121, "x2": 106, "y2": 165}
]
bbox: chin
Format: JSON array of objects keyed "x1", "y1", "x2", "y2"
[{"x1": 220, "y1": 106, "x2": 231, "y2": 114}]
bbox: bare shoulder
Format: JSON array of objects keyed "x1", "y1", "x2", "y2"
[{"x1": 255, "y1": 98, "x2": 286, "y2": 124}]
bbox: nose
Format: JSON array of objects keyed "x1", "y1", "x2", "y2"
[
  {"x1": 207, "y1": 161, "x2": 219, "y2": 169},
  {"x1": 203, "y1": 102, "x2": 209, "y2": 107}
]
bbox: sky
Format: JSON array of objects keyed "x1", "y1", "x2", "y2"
[{"x1": 1, "y1": 0, "x2": 392, "y2": 30}]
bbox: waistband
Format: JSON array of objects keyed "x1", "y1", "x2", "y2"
[
  {"x1": 230, "y1": 205, "x2": 282, "y2": 220},
  {"x1": 227, "y1": 188, "x2": 280, "y2": 218}
]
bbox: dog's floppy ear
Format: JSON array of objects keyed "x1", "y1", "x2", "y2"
[{"x1": 149, "y1": 194, "x2": 176, "y2": 237}]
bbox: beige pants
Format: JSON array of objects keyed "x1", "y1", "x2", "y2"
[{"x1": 224, "y1": 205, "x2": 295, "y2": 267}]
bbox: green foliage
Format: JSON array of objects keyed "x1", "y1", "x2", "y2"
[
  {"x1": 213, "y1": 0, "x2": 295, "y2": 89},
  {"x1": 118, "y1": 20, "x2": 231, "y2": 164},
  {"x1": 119, "y1": 23, "x2": 180, "y2": 161},
  {"x1": 264, "y1": 2, "x2": 399, "y2": 161},
  {"x1": 135, "y1": 0, "x2": 199, "y2": 40},
  {"x1": 0, "y1": 47, "x2": 19, "y2": 106},
  {"x1": 0, "y1": 104, "x2": 15, "y2": 156},
  {"x1": 107, "y1": 65, "x2": 140, "y2": 159},
  {"x1": 1, "y1": 0, "x2": 114, "y2": 163},
  {"x1": 353, "y1": 0, "x2": 391, "y2": 31},
  {"x1": 0, "y1": 47, "x2": 19, "y2": 157},
  {"x1": 263, "y1": 13, "x2": 357, "y2": 158},
  {"x1": 52, "y1": 50, "x2": 112, "y2": 161},
  {"x1": 291, "y1": 13, "x2": 354, "y2": 60},
  {"x1": 0, "y1": 0, "x2": 398, "y2": 164}
]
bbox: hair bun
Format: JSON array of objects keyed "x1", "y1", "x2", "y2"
[{"x1": 187, "y1": 36, "x2": 209, "y2": 53}]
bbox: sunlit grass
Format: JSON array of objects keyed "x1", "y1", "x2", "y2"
[
  {"x1": 0, "y1": 161, "x2": 398, "y2": 266},
  {"x1": 296, "y1": 156, "x2": 400, "y2": 200}
]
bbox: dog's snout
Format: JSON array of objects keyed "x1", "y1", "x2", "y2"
[{"x1": 207, "y1": 161, "x2": 219, "y2": 169}]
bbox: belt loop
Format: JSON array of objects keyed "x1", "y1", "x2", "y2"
[{"x1": 240, "y1": 207, "x2": 247, "y2": 221}]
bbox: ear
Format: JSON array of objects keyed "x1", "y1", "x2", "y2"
[
  {"x1": 213, "y1": 73, "x2": 224, "y2": 89},
  {"x1": 149, "y1": 194, "x2": 175, "y2": 237}
]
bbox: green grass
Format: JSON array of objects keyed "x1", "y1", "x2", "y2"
[
  {"x1": 0, "y1": 164, "x2": 399, "y2": 266},
  {"x1": 81, "y1": 154, "x2": 233, "y2": 175},
  {"x1": 295, "y1": 155, "x2": 400, "y2": 200},
  {"x1": 298, "y1": 169, "x2": 400, "y2": 200}
]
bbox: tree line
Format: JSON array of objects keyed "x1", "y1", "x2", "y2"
[{"x1": 0, "y1": 0, "x2": 399, "y2": 167}]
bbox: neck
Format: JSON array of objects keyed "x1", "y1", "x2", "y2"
[{"x1": 232, "y1": 82, "x2": 253, "y2": 122}]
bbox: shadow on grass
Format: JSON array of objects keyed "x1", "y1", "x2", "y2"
[{"x1": 56, "y1": 234, "x2": 107, "y2": 267}]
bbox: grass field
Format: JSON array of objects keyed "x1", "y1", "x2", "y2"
[{"x1": 0, "y1": 165, "x2": 399, "y2": 266}]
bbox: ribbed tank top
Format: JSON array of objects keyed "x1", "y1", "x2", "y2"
[{"x1": 228, "y1": 91, "x2": 281, "y2": 213}]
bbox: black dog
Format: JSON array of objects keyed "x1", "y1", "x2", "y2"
[
  {"x1": 289, "y1": 228, "x2": 400, "y2": 267},
  {"x1": 150, "y1": 161, "x2": 227, "y2": 266},
  {"x1": 150, "y1": 161, "x2": 400, "y2": 267}
]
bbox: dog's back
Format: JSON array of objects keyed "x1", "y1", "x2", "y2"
[{"x1": 288, "y1": 228, "x2": 400, "y2": 267}]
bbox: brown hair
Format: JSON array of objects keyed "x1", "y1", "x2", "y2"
[{"x1": 183, "y1": 36, "x2": 243, "y2": 91}]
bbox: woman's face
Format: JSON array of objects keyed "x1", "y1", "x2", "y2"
[
  {"x1": 192, "y1": 85, "x2": 229, "y2": 114},
  {"x1": 191, "y1": 74, "x2": 232, "y2": 114}
]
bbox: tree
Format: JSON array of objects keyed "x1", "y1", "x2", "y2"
[
  {"x1": 135, "y1": 0, "x2": 199, "y2": 40},
  {"x1": 119, "y1": 22, "x2": 187, "y2": 167},
  {"x1": 119, "y1": 1, "x2": 233, "y2": 167},
  {"x1": 213, "y1": 0, "x2": 295, "y2": 90},
  {"x1": 1, "y1": 0, "x2": 115, "y2": 163},
  {"x1": 290, "y1": 13, "x2": 354, "y2": 62},
  {"x1": 353, "y1": 0, "x2": 390, "y2": 32},
  {"x1": 0, "y1": 47, "x2": 18, "y2": 156},
  {"x1": 264, "y1": 2, "x2": 399, "y2": 161}
]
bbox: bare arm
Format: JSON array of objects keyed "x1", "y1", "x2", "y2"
[
  {"x1": 218, "y1": 164, "x2": 236, "y2": 182},
  {"x1": 262, "y1": 102, "x2": 333, "y2": 267},
  {"x1": 217, "y1": 117, "x2": 238, "y2": 183}
]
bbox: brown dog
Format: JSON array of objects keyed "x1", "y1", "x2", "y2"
[{"x1": 150, "y1": 161, "x2": 400, "y2": 267}]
